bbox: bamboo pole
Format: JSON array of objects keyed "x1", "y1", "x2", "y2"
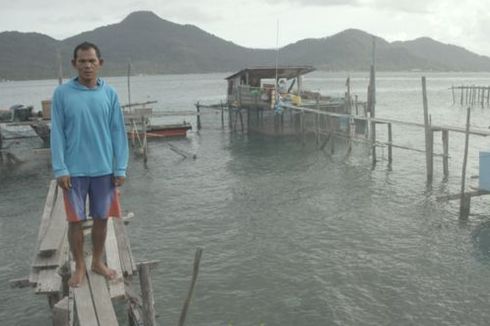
[
  {"x1": 127, "y1": 61, "x2": 132, "y2": 107},
  {"x1": 388, "y1": 123, "x2": 393, "y2": 164},
  {"x1": 369, "y1": 65, "x2": 376, "y2": 165},
  {"x1": 422, "y1": 77, "x2": 433, "y2": 183},
  {"x1": 178, "y1": 248, "x2": 203, "y2": 326},
  {"x1": 459, "y1": 107, "x2": 471, "y2": 220}
]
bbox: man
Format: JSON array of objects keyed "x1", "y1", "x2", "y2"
[{"x1": 50, "y1": 42, "x2": 129, "y2": 288}]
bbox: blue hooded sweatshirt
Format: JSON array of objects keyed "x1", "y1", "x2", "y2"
[{"x1": 50, "y1": 78, "x2": 128, "y2": 178}]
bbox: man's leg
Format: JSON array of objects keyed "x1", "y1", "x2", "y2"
[
  {"x1": 68, "y1": 221, "x2": 85, "y2": 287},
  {"x1": 91, "y1": 219, "x2": 116, "y2": 279}
]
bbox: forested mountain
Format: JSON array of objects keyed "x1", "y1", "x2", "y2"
[{"x1": 1, "y1": 11, "x2": 489, "y2": 80}]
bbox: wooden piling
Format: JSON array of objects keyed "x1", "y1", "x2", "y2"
[
  {"x1": 196, "y1": 102, "x2": 201, "y2": 130},
  {"x1": 459, "y1": 107, "x2": 471, "y2": 220},
  {"x1": 138, "y1": 261, "x2": 159, "y2": 326},
  {"x1": 442, "y1": 129, "x2": 449, "y2": 177},
  {"x1": 178, "y1": 248, "x2": 203, "y2": 326},
  {"x1": 387, "y1": 123, "x2": 393, "y2": 164},
  {"x1": 422, "y1": 77, "x2": 433, "y2": 183},
  {"x1": 369, "y1": 65, "x2": 376, "y2": 165}
]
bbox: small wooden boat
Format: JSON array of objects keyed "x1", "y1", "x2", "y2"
[
  {"x1": 145, "y1": 122, "x2": 192, "y2": 138},
  {"x1": 127, "y1": 122, "x2": 192, "y2": 139}
]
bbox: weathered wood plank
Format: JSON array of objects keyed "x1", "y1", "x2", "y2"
[
  {"x1": 105, "y1": 218, "x2": 125, "y2": 299},
  {"x1": 36, "y1": 268, "x2": 62, "y2": 294},
  {"x1": 32, "y1": 228, "x2": 68, "y2": 269},
  {"x1": 39, "y1": 188, "x2": 67, "y2": 256},
  {"x1": 85, "y1": 255, "x2": 119, "y2": 326},
  {"x1": 9, "y1": 277, "x2": 32, "y2": 288},
  {"x1": 113, "y1": 218, "x2": 136, "y2": 276},
  {"x1": 72, "y1": 262, "x2": 98, "y2": 326},
  {"x1": 29, "y1": 180, "x2": 57, "y2": 283}
]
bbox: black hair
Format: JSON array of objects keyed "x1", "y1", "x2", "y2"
[{"x1": 73, "y1": 42, "x2": 102, "y2": 60}]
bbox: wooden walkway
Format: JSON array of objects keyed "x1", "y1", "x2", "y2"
[{"x1": 11, "y1": 180, "x2": 157, "y2": 326}]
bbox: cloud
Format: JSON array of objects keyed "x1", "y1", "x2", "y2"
[{"x1": 264, "y1": 0, "x2": 360, "y2": 5}]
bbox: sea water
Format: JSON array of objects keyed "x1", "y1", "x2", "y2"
[{"x1": 2, "y1": 72, "x2": 490, "y2": 325}]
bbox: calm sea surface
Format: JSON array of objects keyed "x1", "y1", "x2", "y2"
[{"x1": 2, "y1": 72, "x2": 490, "y2": 325}]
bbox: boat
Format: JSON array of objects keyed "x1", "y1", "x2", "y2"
[
  {"x1": 128, "y1": 122, "x2": 192, "y2": 139},
  {"x1": 123, "y1": 102, "x2": 193, "y2": 139}
]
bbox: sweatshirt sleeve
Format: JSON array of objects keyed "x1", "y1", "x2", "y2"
[
  {"x1": 50, "y1": 88, "x2": 69, "y2": 177},
  {"x1": 110, "y1": 93, "x2": 129, "y2": 177}
]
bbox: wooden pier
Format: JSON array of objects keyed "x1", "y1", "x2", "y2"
[
  {"x1": 10, "y1": 180, "x2": 159, "y2": 325},
  {"x1": 451, "y1": 85, "x2": 490, "y2": 107},
  {"x1": 201, "y1": 75, "x2": 490, "y2": 221}
]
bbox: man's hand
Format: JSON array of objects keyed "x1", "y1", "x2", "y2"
[
  {"x1": 113, "y1": 176, "x2": 126, "y2": 187},
  {"x1": 57, "y1": 175, "x2": 72, "y2": 190}
]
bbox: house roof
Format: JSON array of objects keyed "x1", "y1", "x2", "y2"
[{"x1": 225, "y1": 66, "x2": 315, "y2": 81}]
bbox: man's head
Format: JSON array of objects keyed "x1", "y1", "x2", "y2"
[{"x1": 71, "y1": 42, "x2": 104, "y2": 87}]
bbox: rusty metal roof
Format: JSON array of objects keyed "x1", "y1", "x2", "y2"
[{"x1": 225, "y1": 66, "x2": 315, "y2": 80}]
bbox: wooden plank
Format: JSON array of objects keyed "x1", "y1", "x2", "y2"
[
  {"x1": 39, "y1": 189, "x2": 67, "y2": 256},
  {"x1": 105, "y1": 218, "x2": 125, "y2": 299},
  {"x1": 30, "y1": 180, "x2": 57, "y2": 283},
  {"x1": 72, "y1": 261, "x2": 98, "y2": 326},
  {"x1": 32, "y1": 227, "x2": 68, "y2": 268},
  {"x1": 9, "y1": 277, "x2": 32, "y2": 288},
  {"x1": 436, "y1": 189, "x2": 490, "y2": 201},
  {"x1": 85, "y1": 256, "x2": 119, "y2": 326},
  {"x1": 113, "y1": 218, "x2": 136, "y2": 276},
  {"x1": 36, "y1": 268, "x2": 62, "y2": 294}
]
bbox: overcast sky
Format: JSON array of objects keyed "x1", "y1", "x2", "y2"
[{"x1": 2, "y1": 0, "x2": 490, "y2": 56}]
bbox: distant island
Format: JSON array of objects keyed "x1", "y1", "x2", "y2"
[{"x1": 1, "y1": 11, "x2": 490, "y2": 80}]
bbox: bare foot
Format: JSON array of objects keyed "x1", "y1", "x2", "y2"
[
  {"x1": 91, "y1": 261, "x2": 117, "y2": 280},
  {"x1": 69, "y1": 267, "x2": 85, "y2": 288}
]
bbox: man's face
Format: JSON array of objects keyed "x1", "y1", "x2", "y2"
[{"x1": 72, "y1": 48, "x2": 103, "y2": 84}]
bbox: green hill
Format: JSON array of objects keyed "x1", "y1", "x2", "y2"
[{"x1": 1, "y1": 11, "x2": 490, "y2": 80}]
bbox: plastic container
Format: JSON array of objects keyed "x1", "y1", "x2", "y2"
[{"x1": 479, "y1": 151, "x2": 490, "y2": 190}]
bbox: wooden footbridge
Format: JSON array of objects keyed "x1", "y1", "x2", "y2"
[{"x1": 10, "y1": 180, "x2": 160, "y2": 325}]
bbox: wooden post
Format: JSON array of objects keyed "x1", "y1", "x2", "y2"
[
  {"x1": 239, "y1": 110, "x2": 244, "y2": 133},
  {"x1": 422, "y1": 76, "x2": 433, "y2": 183},
  {"x1": 138, "y1": 262, "x2": 158, "y2": 326},
  {"x1": 127, "y1": 61, "x2": 132, "y2": 107},
  {"x1": 459, "y1": 107, "x2": 471, "y2": 220},
  {"x1": 487, "y1": 87, "x2": 490, "y2": 105},
  {"x1": 300, "y1": 110, "x2": 305, "y2": 144},
  {"x1": 480, "y1": 87, "x2": 485, "y2": 107},
  {"x1": 195, "y1": 102, "x2": 201, "y2": 130},
  {"x1": 369, "y1": 65, "x2": 376, "y2": 165},
  {"x1": 451, "y1": 86, "x2": 455, "y2": 104},
  {"x1": 442, "y1": 129, "x2": 449, "y2": 177},
  {"x1": 220, "y1": 101, "x2": 224, "y2": 127},
  {"x1": 178, "y1": 248, "x2": 203, "y2": 326},
  {"x1": 460, "y1": 86, "x2": 464, "y2": 106},
  {"x1": 52, "y1": 296, "x2": 70, "y2": 326},
  {"x1": 387, "y1": 123, "x2": 393, "y2": 164}
]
